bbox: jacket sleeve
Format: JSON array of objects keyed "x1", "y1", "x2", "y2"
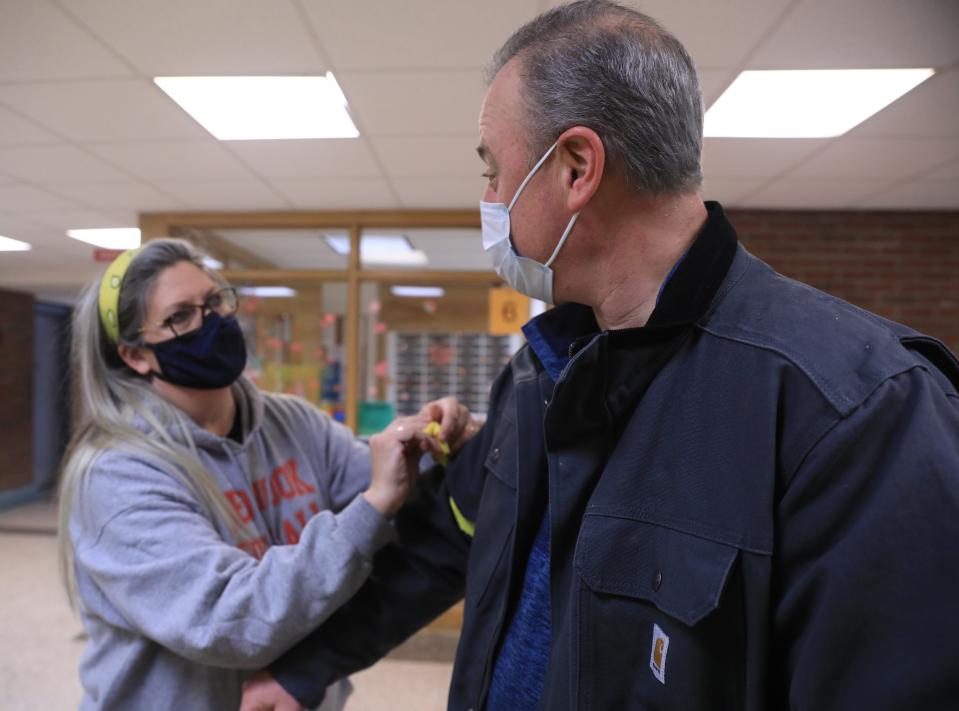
[
  {"x1": 72, "y1": 454, "x2": 393, "y2": 670},
  {"x1": 268, "y1": 369, "x2": 509, "y2": 708},
  {"x1": 774, "y1": 365, "x2": 959, "y2": 708}
]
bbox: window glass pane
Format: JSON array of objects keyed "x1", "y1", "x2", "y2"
[
  {"x1": 357, "y1": 281, "x2": 528, "y2": 435},
  {"x1": 182, "y1": 228, "x2": 350, "y2": 270},
  {"x1": 359, "y1": 228, "x2": 484, "y2": 271},
  {"x1": 238, "y1": 281, "x2": 349, "y2": 423}
]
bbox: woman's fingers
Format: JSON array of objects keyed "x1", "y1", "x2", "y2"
[
  {"x1": 419, "y1": 396, "x2": 462, "y2": 441},
  {"x1": 447, "y1": 403, "x2": 472, "y2": 449}
]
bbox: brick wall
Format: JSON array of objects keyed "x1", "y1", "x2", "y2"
[
  {"x1": 0, "y1": 288, "x2": 34, "y2": 492},
  {"x1": 728, "y1": 210, "x2": 959, "y2": 353}
]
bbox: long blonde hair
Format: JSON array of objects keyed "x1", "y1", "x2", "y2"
[{"x1": 58, "y1": 238, "x2": 247, "y2": 609}]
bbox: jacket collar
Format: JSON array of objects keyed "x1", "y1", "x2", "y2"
[{"x1": 523, "y1": 200, "x2": 739, "y2": 384}]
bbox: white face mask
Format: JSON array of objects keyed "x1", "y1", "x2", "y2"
[{"x1": 480, "y1": 142, "x2": 580, "y2": 305}]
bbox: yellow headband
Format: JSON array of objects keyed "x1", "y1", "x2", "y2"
[{"x1": 98, "y1": 247, "x2": 143, "y2": 344}]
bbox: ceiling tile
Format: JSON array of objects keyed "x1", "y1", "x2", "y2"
[
  {"x1": 622, "y1": 0, "x2": 793, "y2": 69},
  {"x1": 338, "y1": 70, "x2": 486, "y2": 137},
  {"x1": 788, "y1": 137, "x2": 959, "y2": 180},
  {"x1": 0, "y1": 80, "x2": 209, "y2": 142},
  {"x1": 227, "y1": 139, "x2": 383, "y2": 179},
  {"x1": 700, "y1": 177, "x2": 769, "y2": 207},
  {"x1": 371, "y1": 136, "x2": 480, "y2": 177},
  {"x1": 26, "y1": 209, "x2": 138, "y2": 231},
  {"x1": 749, "y1": 0, "x2": 959, "y2": 70},
  {"x1": 393, "y1": 176, "x2": 486, "y2": 209},
  {"x1": 740, "y1": 178, "x2": 895, "y2": 209},
  {"x1": 850, "y1": 69, "x2": 959, "y2": 139},
  {"x1": 89, "y1": 141, "x2": 254, "y2": 180},
  {"x1": 0, "y1": 1, "x2": 133, "y2": 81},
  {"x1": 702, "y1": 138, "x2": 830, "y2": 178},
  {"x1": 539, "y1": 0, "x2": 791, "y2": 69},
  {"x1": 63, "y1": 0, "x2": 326, "y2": 75},
  {"x1": 0, "y1": 106, "x2": 61, "y2": 146},
  {"x1": 0, "y1": 184, "x2": 78, "y2": 211},
  {"x1": 301, "y1": 0, "x2": 539, "y2": 70},
  {"x1": 858, "y1": 179, "x2": 959, "y2": 210},
  {"x1": 0, "y1": 210, "x2": 51, "y2": 235},
  {"x1": 927, "y1": 159, "x2": 959, "y2": 180},
  {"x1": 271, "y1": 177, "x2": 398, "y2": 209},
  {"x1": 152, "y1": 179, "x2": 293, "y2": 211},
  {"x1": 0, "y1": 145, "x2": 130, "y2": 182},
  {"x1": 45, "y1": 181, "x2": 187, "y2": 211}
]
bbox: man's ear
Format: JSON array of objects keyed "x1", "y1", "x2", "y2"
[
  {"x1": 556, "y1": 126, "x2": 605, "y2": 213},
  {"x1": 117, "y1": 343, "x2": 153, "y2": 376}
]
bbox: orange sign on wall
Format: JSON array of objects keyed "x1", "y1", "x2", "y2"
[{"x1": 489, "y1": 287, "x2": 530, "y2": 335}]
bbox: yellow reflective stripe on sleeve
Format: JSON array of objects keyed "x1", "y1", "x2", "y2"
[{"x1": 449, "y1": 496, "x2": 475, "y2": 538}]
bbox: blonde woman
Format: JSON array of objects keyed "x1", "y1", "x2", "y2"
[{"x1": 59, "y1": 238, "x2": 475, "y2": 710}]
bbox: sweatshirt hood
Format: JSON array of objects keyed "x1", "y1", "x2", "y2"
[{"x1": 131, "y1": 376, "x2": 265, "y2": 454}]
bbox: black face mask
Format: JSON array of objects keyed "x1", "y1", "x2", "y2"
[{"x1": 144, "y1": 312, "x2": 247, "y2": 390}]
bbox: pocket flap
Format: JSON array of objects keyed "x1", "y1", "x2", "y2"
[
  {"x1": 574, "y1": 513, "x2": 738, "y2": 626},
  {"x1": 483, "y1": 419, "x2": 517, "y2": 490}
]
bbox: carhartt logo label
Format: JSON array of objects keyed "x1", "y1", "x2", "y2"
[{"x1": 650, "y1": 623, "x2": 669, "y2": 684}]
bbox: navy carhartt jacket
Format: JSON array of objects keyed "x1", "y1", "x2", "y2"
[{"x1": 273, "y1": 203, "x2": 959, "y2": 710}]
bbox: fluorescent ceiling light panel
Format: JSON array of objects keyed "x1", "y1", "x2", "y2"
[
  {"x1": 67, "y1": 228, "x2": 141, "y2": 250},
  {"x1": 704, "y1": 69, "x2": 934, "y2": 138},
  {"x1": 0, "y1": 235, "x2": 32, "y2": 251},
  {"x1": 391, "y1": 286, "x2": 445, "y2": 298},
  {"x1": 154, "y1": 73, "x2": 359, "y2": 140},
  {"x1": 238, "y1": 286, "x2": 297, "y2": 298}
]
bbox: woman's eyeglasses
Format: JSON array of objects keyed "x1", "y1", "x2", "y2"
[{"x1": 141, "y1": 287, "x2": 239, "y2": 339}]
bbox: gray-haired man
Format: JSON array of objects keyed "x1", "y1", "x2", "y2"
[{"x1": 244, "y1": 2, "x2": 959, "y2": 709}]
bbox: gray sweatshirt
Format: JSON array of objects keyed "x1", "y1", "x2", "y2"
[{"x1": 69, "y1": 378, "x2": 394, "y2": 710}]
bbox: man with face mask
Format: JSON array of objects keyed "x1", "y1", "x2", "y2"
[{"x1": 243, "y1": 2, "x2": 959, "y2": 709}]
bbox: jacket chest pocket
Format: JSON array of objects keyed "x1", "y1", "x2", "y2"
[
  {"x1": 463, "y1": 433, "x2": 517, "y2": 612},
  {"x1": 573, "y1": 513, "x2": 745, "y2": 711}
]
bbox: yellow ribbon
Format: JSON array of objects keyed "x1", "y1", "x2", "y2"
[
  {"x1": 98, "y1": 248, "x2": 142, "y2": 344},
  {"x1": 422, "y1": 420, "x2": 451, "y2": 466},
  {"x1": 449, "y1": 495, "x2": 476, "y2": 538},
  {"x1": 421, "y1": 422, "x2": 472, "y2": 535}
]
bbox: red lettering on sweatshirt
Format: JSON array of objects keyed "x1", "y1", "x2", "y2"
[
  {"x1": 282, "y1": 518, "x2": 300, "y2": 544},
  {"x1": 228, "y1": 458, "x2": 323, "y2": 549},
  {"x1": 287, "y1": 459, "x2": 317, "y2": 495},
  {"x1": 250, "y1": 459, "x2": 317, "y2": 510},
  {"x1": 224, "y1": 489, "x2": 254, "y2": 524},
  {"x1": 295, "y1": 509, "x2": 308, "y2": 528},
  {"x1": 252, "y1": 477, "x2": 270, "y2": 512}
]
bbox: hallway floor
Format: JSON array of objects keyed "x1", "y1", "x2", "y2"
[{"x1": 0, "y1": 498, "x2": 454, "y2": 710}]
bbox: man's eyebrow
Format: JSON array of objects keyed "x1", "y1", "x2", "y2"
[{"x1": 476, "y1": 144, "x2": 496, "y2": 167}]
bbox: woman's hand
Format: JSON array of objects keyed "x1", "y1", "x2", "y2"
[
  {"x1": 239, "y1": 670, "x2": 304, "y2": 711},
  {"x1": 363, "y1": 415, "x2": 434, "y2": 518},
  {"x1": 418, "y1": 396, "x2": 482, "y2": 455}
]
